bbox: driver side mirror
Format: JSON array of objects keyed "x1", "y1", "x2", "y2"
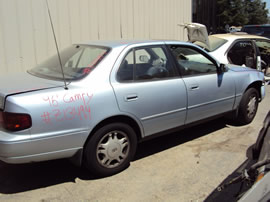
[{"x1": 217, "y1": 63, "x2": 227, "y2": 74}]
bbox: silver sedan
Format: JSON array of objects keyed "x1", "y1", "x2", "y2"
[{"x1": 0, "y1": 40, "x2": 266, "y2": 176}]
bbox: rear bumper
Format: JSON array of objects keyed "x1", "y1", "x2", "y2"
[{"x1": 0, "y1": 130, "x2": 85, "y2": 164}]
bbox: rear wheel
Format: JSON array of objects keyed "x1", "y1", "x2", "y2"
[
  {"x1": 237, "y1": 88, "x2": 259, "y2": 124},
  {"x1": 84, "y1": 123, "x2": 137, "y2": 177}
]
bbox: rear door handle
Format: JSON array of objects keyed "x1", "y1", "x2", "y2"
[
  {"x1": 189, "y1": 84, "x2": 199, "y2": 90},
  {"x1": 125, "y1": 94, "x2": 138, "y2": 101}
]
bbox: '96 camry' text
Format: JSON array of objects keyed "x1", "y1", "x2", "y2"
[{"x1": 41, "y1": 93, "x2": 93, "y2": 124}]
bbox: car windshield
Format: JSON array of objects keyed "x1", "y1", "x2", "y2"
[
  {"x1": 194, "y1": 36, "x2": 228, "y2": 52},
  {"x1": 28, "y1": 45, "x2": 110, "y2": 81}
]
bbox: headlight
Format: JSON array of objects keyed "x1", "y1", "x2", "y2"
[{"x1": 0, "y1": 96, "x2": 4, "y2": 109}]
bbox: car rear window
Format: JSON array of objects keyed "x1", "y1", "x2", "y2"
[
  {"x1": 194, "y1": 36, "x2": 228, "y2": 52},
  {"x1": 28, "y1": 45, "x2": 110, "y2": 81}
]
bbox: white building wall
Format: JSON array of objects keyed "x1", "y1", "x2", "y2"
[{"x1": 0, "y1": 0, "x2": 191, "y2": 74}]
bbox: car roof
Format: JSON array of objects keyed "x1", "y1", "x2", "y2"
[
  {"x1": 211, "y1": 33, "x2": 269, "y2": 41},
  {"x1": 75, "y1": 39, "x2": 191, "y2": 48}
]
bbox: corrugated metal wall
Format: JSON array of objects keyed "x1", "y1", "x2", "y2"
[{"x1": 0, "y1": 0, "x2": 191, "y2": 74}]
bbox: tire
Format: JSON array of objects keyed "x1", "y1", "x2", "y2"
[
  {"x1": 83, "y1": 123, "x2": 137, "y2": 177},
  {"x1": 237, "y1": 88, "x2": 259, "y2": 125}
]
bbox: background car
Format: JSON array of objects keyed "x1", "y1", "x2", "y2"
[
  {"x1": 0, "y1": 40, "x2": 265, "y2": 177},
  {"x1": 241, "y1": 24, "x2": 270, "y2": 39},
  {"x1": 184, "y1": 23, "x2": 270, "y2": 81}
]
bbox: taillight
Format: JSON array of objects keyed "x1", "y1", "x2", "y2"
[{"x1": 0, "y1": 111, "x2": 32, "y2": 131}]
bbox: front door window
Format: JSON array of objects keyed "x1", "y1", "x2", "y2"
[{"x1": 169, "y1": 45, "x2": 217, "y2": 76}]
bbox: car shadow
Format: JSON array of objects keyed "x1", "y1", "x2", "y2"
[
  {"x1": 134, "y1": 118, "x2": 229, "y2": 160},
  {"x1": 0, "y1": 159, "x2": 84, "y2": 194},
  {"x1": 0, "y1": 118, "x2": 229, "y2": 194}
]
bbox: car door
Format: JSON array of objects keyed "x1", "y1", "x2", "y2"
[
  {"x1": 111, "y1": 45, "x2": 187, "y2": 137},
  {"x1": 167, "y1": 44, "x2": 235, "y2": 124}
]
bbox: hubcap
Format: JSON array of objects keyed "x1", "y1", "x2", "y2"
[
  {"x1": 96, "y1": 130, "x2": 130, "y2": 168},
  {"x1": 247, "y1": 96, "x2": 257, "y2": 119}
]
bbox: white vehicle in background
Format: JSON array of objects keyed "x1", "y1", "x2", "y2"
[
  {"x1": 183, "y1": 23, "x2": 270, "y2": 81},
  {"x1": 229, "y1": 26, "x2": 242, "y2": 33}
]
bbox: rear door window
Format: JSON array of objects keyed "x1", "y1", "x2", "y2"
[{"x1": 117, "y1": 46, "x2": 176, "y2": 82}]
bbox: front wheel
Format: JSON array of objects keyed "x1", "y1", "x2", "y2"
[
  {"x1": 83, "y1": 123, "x2": 137, "y2": 177},
  {"x1": 237, "y1": 88, "x2": 259, "y2": 124}
]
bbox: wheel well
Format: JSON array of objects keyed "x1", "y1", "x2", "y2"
[
  {"x1": 245, "y1": 81, "x2": 262, "y2": 100},
  {"x1": 84, "y1": 115, "x2": 142, "y2": 148}
]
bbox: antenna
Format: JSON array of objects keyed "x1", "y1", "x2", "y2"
[{"x1": 45, "y1": 0, "x2": 68, "y2": 90}]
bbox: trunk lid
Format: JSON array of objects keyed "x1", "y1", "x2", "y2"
[
  {"x1": 0, "y1": 72, "x2": 66, "y2": 97},
  {"x1": 181, "y1": 23, "x2": 210, "y2": 49}
]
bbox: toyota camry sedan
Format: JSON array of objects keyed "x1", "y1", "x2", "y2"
[{"x1": 0, "y1": 40, "x2": 266, "y2": 176}]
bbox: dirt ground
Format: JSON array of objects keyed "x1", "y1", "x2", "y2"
[{"x1": 0, "y1": 85, "x2": 269, "y2": 202}]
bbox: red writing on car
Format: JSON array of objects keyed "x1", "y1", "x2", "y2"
[{"x1": 41, "y1": 92, "x2": 93, "y2": 124}]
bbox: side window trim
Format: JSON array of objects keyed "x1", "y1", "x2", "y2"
[
  {"x1": 132, "y1": 48, "x2": 135, "y2": 81},
  {"x1": 163, "y1": 45, "x2": 181, "y2": 77}
]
